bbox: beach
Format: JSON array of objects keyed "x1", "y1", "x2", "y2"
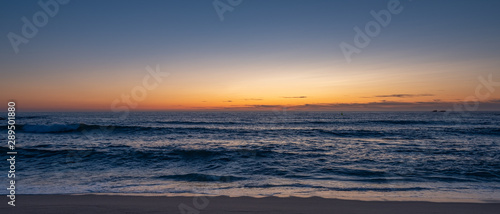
[{"x1": 2, "y1": 195, "x2": 500, "y2": 213}]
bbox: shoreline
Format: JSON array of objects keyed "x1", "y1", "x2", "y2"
[
  {"x1": 75, "y1": 192, "x2": 500, "y2": 203},
  {"x1": 2, "y1": 194, "x2": 500, "y2": 214}
]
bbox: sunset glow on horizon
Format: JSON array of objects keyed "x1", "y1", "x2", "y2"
[{"x1": 1, "y1": 0, "x2": 499, "y2": 111}]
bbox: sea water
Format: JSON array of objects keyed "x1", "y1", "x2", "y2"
[{"x1": 1, "y1": 111, "x2": 499, "y2": 201}]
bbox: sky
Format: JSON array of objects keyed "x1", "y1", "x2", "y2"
[{"x1": 1, "y1": 0, "x2": 500, "y2": 111}]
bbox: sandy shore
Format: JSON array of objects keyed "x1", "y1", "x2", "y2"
[{"x1": 2, "y1": 195, "x2": 499, "y2": 214}]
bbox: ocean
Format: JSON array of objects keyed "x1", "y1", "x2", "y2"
[{"x1": 1, "y1": 111, "x2": 500, "y2": 201}]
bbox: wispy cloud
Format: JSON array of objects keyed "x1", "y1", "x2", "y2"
[
  {"x1": 246, "y1": 105, "x2": 282, "y2": 108},
  {"x1": 487, "y1": 99, "x2": 500, "y2": 103},
  {"x1": 210, "y1": 100, "x2": 500, "y2": 111},
  {"x1": 282, "y1": 96, "x2": 307, "y2": 99},
  {"x1": 368, "y1": 94, "x2": 435, "y2": 98},
  {"x1": 244, "y1": 98, "x2": 263, "y2": 101}
]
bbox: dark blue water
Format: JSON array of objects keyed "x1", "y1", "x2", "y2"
[{"x1": 1, "y1": 111, "x2": 500, "y2": 201}]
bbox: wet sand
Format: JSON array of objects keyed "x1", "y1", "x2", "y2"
[{"x1": 2, "y1": 195, "x2": 500, "y2": 214}]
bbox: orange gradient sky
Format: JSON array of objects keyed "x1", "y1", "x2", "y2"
[{"x1": 3, "y1": 56, "x2": 499, "y2": 111}]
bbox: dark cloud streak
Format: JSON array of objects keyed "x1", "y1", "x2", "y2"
[
  {"x1": 366, "y1": 94, "x2": 435, "y2": 98},
  {"x1": 282, "y1": 96, "x2": 307, "y2": 99}
]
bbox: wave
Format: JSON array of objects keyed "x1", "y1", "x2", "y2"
[
  {"x1": 0, "y1": 115, "x2": 47, "y2": 120},
  {"x1": 0, "y1": 124, "x2": 87, "y2": 133},
  {"x1": 313, "y1": 129, "x2": 388, "y2": 138},
  {"x1": 156, "y1": 121, "x2": 239, "y2": 125},
  {"x1": 4, "y1": 123, "x2": 391, "y2": 138},
  {"x1": 21, "y1": 124, "x2": 82, "y2": 133},
  {"x1": 319, "y1": 167, "x2": 388, "y2": 177},
  {"x1": 441, "y1": 127, "x2": 500, "y2": 136},
  {"x1": 156, "y1": 173, "x2": 246, "y2": 182},
  {"x1": 6, "y1": 121, "x2": 495, "y2": 139},
  {"x1": 3, "y1": 145, "x2": 499, "y2": 184},
  {"x1": 17, "y1": 115, "x2": 48, "y2": 119},
  {"x1": 7, "y1": 123, "x2": 159, "y2": 134},
  {"x1": 6, "y1": 146, "x2": 277, "y2": 163},
  {"x1": 8, "y1": 123, "x2": 253, "y2": 134},
  {"x1": 151, "y1": 119, "x2": 454, "y2": 127},
  {"x1": 367, "y1": 120, "x2": 434, "y2": 125},
  {"x1": 242, "y1": 183, "x2": 429, "y2": 192}
]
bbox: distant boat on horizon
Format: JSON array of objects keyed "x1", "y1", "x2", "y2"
[{"x1": 432, "y1": 110, "x2": 446, "y2": 112}]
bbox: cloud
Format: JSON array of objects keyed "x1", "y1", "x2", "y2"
[
  {"x1": 247, "y1": 105, "x2": 282, "y2": 108},
  {"x1": 282, "y1": 96, "x2": 307, "y2": 99},
  {"x1": 244, "y1": 98, "x2": 263, "y2": 101},
  {"x1": 292, "y1": 100, "x2": 500, "y2": 111},
  {"x1": 223, "y1": 100, "x2": 232, "y2": 102},
  {"x1": 201, "y1": 98, "x2": 500, "y2": 111},
  {"x1": 372, "y1": 94, "x2": 434, "y2": 98},
  {"x1": 487, "y1": 99, "x2": 500, "y2": 103},
  {"x1": 210, "y1": 100, "x2": 500, "y2": 111}
]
